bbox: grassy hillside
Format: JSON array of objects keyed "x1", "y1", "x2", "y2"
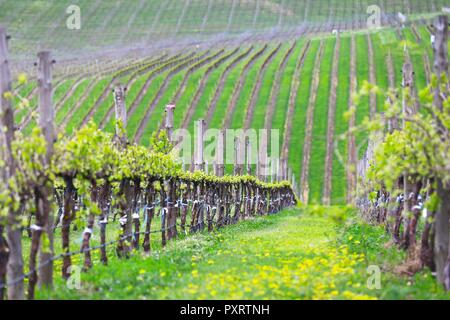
[
  {"x1": 2, "y1": 0, "x2": 446, "y2": 204},
  {"x1": 0, "y1": 0, "x2": 446, "y2": 58}
]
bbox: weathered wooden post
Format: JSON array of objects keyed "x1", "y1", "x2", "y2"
[
  {"x1": 0, "y1": 26, "x2": 23, "y2": 300},
  {"x1": 432, "y1": 15, "x2": 450, "y2": 290},
  {"x1": 194, "y1": 119, "x2": 205, "y2": 171},
  {"x1": 164, "y1": 103, "x2": 177, "y2": 241},
  {"x1": 165, "y1": 103, "x2": 176, "y2": 141},
  {"x1": 215, "y1": 130, "x2": 224, "y2": 176},
  {"x1": 37, "y1": 51, "x2": 56, "y2": 290},
  {"x1": 113, "y1": 84, "x2": 127, "y2": 146},
  {"x1": 402, "y1": 62, "x2": 415, "y2": 120},
  {"x1": 25, "y1": 51, "x2": 56, "y2": 298},
  {"x1": 112, "y1": 84, "x2": 133, "y2": 256}
]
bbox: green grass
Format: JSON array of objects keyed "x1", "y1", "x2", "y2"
[
  {"x1": 184, "y1": 55, "x2": 234, "y2": 135},
  {"x1": 354, "y1": 34, "x2": 370, "y2": 158},
  {"x1": 416, "y1": 25, "x2": 434, "y2": 58},
  {"x1": 55, "y1": 79, "x2": 91, "y2": 126},
  {"x1": 2, "y1": 0, "x2": 442, "y2": 61},
  {"x1": 370, "y1": 32, "x2": 389, "y2": 113},
  {"x1": 331, "y1": 36, "x2": 351, "y2": 204},
  {"x1": 64, "y1": 77, "x2": 112, "y2": 135},
  {"x1": 123, "y1": 73, "x2": 167, "y2": 137},
  {"x1": 7, "y1": 25, "x2": 438, "y2": 204},
  {"x1": 249, "y1": 43, "x2": 289, "y2": 131},
  {"x1": 173, "y1": 64, "x2": 212, "y2": 130},
  {"x1": 308, "y1": 38, "x2": 335, "y2": 203},
  {"x1": 14, "y1": 81, "x2": 37, "y2": 125},
  {"x1": 208, "y1": 47, "x2": 258, "y2": 130},
  {"x1": 138, "y1": 50, "x2": 232, "y2": 145},
  {"x1": 272, "y1": 40, "x2": 306, "y2": 150},
  {"x1": 228, "y1": 45, "x2": 275, "y2": 131},
  {"x1": 288, "y1": 40, "x2": 320, "y2": 191},
  {"x1": 224, "y1": 44, "x2": 277, "y2": 174},
  {"x1": 38, "y1": 206, "x2": 450, "y2": 300},
  {"x1": 403, "y1": 28, "x2": 428, "y2": 93},
  {"x1": 103, "y1": 73, "x2": 153, "y2": 133}
]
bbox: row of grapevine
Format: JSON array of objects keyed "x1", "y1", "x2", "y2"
[
  {"x1": 355, "y1": 15, "x2": 450, "y2": 291},
  {"x1": 0, "y1": 28, "x2": 297, "y2": 299}
]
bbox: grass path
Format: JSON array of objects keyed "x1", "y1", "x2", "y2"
[{"x1": 40, "y1": 207, "x2": 450, "y2": 300}]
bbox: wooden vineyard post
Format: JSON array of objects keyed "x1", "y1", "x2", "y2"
[
  {"x1": 37, "y1": 51, "x2": 56, "y2": 289},
  {"x1": 112, "y1": 84, "x2": 133, "y2": 257},
  {"x1": 113, "y1": 84, "x2": 127, "y2": 146},
  {"x1": 215, "y1": 130, "x2": 224, "y2": 176},
  {"x1": 165, "y1": 104, "x2": 175, "y2": 141},
  {"x1": 0, "y1": 26, "x2": 23, "y2": 300},
  {"x1": 165, "y1": 104, "x2": 176, "y2": 241},
  {"x1": 432, "y1": 15, "x2": 450, "y2": 289},
  {"x1": 194, "y1": 119, "x2": 205, "y2": 171},
  {"x1": 401, "y1": 62, "x2": 416, "y2": 122},
  {"x1": 27, "y1": 51, "x2": 56, "y2": 298}
]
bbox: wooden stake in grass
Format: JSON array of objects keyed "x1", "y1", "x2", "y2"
[
  {"x1": 0, "y1": 26, "x2": 15, "y2": 300},
  {"x1": 432, "y1": 15, "x2": 450, "y2": 290},
  {"x1": 28, "y1": 51, "x2": 56, "y2": 299},
  {"x1": 113, "y1": 84, "x2": 127, "y2": 146},
  {"x1": 112, "y1": 84, "x2": 133, "y2": 257},
  {"x1": 164, "y1": 103, "x2": 175, "y2": 141},
  {"x1": 37, "y1": 51, "x2": 56, "y2": 289}
]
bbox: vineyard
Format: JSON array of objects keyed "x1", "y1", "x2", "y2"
[
  {"x1": 1, "y1": 0, "x2": 450, "y2": 302},
  {"x1": 8, "y1": 23, "x2": 443, "y2": 204}
]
